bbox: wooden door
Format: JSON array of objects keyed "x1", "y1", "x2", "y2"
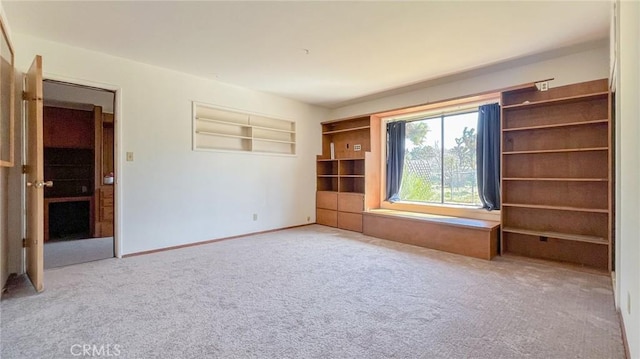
[{"x1": 25, "y1": 55, "x2": 44, "y2": 292}]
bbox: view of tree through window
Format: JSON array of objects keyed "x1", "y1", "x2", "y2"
[{"x1": 398, "y1": 110, "x2": 480, "y2": 206}]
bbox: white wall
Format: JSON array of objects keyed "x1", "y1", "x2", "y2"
[
  {"x1": 616, "y1": 0, "x2": 640, "y2": 357},
  {"x1": 11, "y1": 33, "x2": 328, "y2": 256},
  {"x1": 329, "y1": 43, "x2": 609, "y2": 120}
]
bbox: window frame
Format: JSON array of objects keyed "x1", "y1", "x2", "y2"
[
  {"x1": 397, "y1": 108, "x2": 481, "y2": 206},
  {"x1": 378, "y1": 96, "x2": 501, "y2": 221}
]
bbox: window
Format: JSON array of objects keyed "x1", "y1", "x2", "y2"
[{"x1": 396, "y1": 109, "x2": 480, "y2": 206}]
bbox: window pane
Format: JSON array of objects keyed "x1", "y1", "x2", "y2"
[
  {"x1": 399, "y1": 118, "x2": 442, "y2": 203},
  {"x1": 442, "y1": 112, "x2": 480, "y2": 206}
]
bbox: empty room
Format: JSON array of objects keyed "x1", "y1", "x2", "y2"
[{"x1": 1, "y1": 1, "x2": 638, "y2": 358}]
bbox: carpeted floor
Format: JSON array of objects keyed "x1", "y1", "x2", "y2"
[
  {"x1": 44, "y1": 237, "x2": 115, "y2": 269},
  {"x1": 1, "y1": 225, "x2": 624, "y2": 358}
]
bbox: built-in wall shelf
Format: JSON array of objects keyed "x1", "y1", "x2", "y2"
[
  {"x1": 502, "y1": 227, "x2": 607, "y2": 245},
  {"x1": 502, "y1": 177, "x2": 608, "y2": 182},
  {"x1": 501, "y1": 91, "x2": 608, "y2": 110},
  {"x1": 316, "y1": 116, "x2": 379, "y2": 232},
  {"x1": 316, "y1": 158, "x2": 365, "y2": 193},
  {"x1": 193, "y1": 102, "x2": 296, "y2": 155},
  {"x1": 502, "y1": 119, "x2": 609, "y2": 132},
  {"x1": 500, "y1": 79, "x2": 612, "y2": 271},
  {"x1": 322, "y1": 126, "x2": 370, "y2": 135},
  {"x1": 502, "y1": 203, "x2": 608, "y2": 213},
  {"x1": 502, "y1": 147, "x2": 608, "y2": 155}
]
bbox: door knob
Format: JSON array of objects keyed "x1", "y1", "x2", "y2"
[{"x1": 27, "y1": 181, "x2": 53, "y2": 188}]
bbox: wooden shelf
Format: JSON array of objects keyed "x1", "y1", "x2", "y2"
[
  {"x1": 502, "y1": 177, "x2": 608, "y2": 182},
  {"x1": 52, "y1": 178, "x2": 92, "y2": 182},
  {"x1": 322, "y1": 126, "x2": 370, "y2": 135},
  {"x1": 500, "y1": 79, "x2": 611, "y2": 271},
  {"x1": 502, "y1": 227, "x2": 607, "y2": 245},
  {"x1": 503, "y1": 147, "x2": 608, "y2": 155},
  {"x1": 340, "y1": 175, "x2": 365, "y2": 178},
  {"x1": 317, "y1": 175, "x2": 338, "y2": 178},
  {"x1": 503, "y1": 119, "x2": 608, "y2": 132},
  {"x1": 502, "y1": 91, "x2": 608, "y2": 110},
  {"x1": 502, "y1": 203, "x2": 608, "y2": 213}
]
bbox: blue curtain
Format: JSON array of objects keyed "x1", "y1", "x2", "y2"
[
  {"x1": 476, "y1": 103, "x2": 501, "y2": 210},
  {"x1": 386, "y1": 121, "x2": 406, "y2": 202}
]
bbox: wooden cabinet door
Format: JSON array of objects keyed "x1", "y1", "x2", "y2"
[
  {"x1": 338, "y1": 193, "x2": 364, "y2": 213},
  {"x1": 316, "y1": 209, "x2": 337, "y2": 227},
  {"x1": 317, "y1": 191, "x2": 338, "y2": 210}
]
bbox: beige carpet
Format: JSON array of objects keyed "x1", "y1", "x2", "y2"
[
  {"x1": 1, "y1": 225, "x2": 624, "y2": 358},
  {"x1": 44, "y1": 237, "x2": 114, "y2": 269}
]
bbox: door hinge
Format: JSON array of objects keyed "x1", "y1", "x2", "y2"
[
  {"x1": 22, "y1": 165, "x2": 28, "y2": 174},
  {"x1": 21, "y1": 91, "x2": 28, "y2": 101},
  {"x1": 22, "y1": 238, "x2": 27, "y2": 248}
]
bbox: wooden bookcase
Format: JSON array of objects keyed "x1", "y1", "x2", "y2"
[
  {"x1": 500, "y1": 79, "x2": 612, "y2": 271},
  {"x1": 316, "y1": 116, "x2": 375, "y2": 232}
]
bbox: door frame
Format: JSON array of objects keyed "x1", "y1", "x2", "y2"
[{"x1": 39, "y1": 73, "x2": 123, "y2": 258}]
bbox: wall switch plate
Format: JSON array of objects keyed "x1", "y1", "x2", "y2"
[
  {"x1": 126, "y1": 152, "x2": 134, "y2": 161},
  {"x1": 253, "y1": 213, "x2": 258, "y2": 221},
  {"x1": 354, "y1": 144, "x2": 362, "y2": 151}
]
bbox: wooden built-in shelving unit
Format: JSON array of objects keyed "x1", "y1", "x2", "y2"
[
  {"x1": 316, "y1": 116, "x2": 380, "y2": 232},
  {"x1": 500, "y1": 79, "x2": 612, "y2": 271}
]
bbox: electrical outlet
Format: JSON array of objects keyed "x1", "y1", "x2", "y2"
[
  {"x1": 126, "y1": 152, "x2": 134, "y2": 161},
  {"x1": 354, "y1": 144, "x2": 362, "y2": 151},
  {"x1": 628, "y1": 292, "x2": 631, "y2": 314},
  {"x1": 307, "y1": 216, "x2": 311, "y2": 222},
  {"x1": 538, "y1": 81, "x2": 549, "y2": 91},
  {"x1": 253, "y1": 213, "x2": 258, "y2": 221}
]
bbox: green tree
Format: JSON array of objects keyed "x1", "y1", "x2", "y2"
[{"x1": 405, "y1": 121, "x2": 429, "y2": 147}]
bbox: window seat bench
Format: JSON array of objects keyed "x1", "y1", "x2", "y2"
[{"x1": 362, "y1": 209, "x2": 500, "y2": 260}]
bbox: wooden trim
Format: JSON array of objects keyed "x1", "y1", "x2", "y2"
[
  {"x1": 328, "y1": 80, "x2": 552, "y2": 123},
  {"x1": 375, "y1": 92, "x2": 501, "y2": 120},
  {"x1": 365, "y1": 116, "x2": 382, "y2": 210},
  {"x1": 123, "y1": 224, "x2": 313, "y2": 258},
  {"x1": 0, "y1": 13, "x2": 15, "y2": 167},
  {"x1": 502, "y1": 91, "x2": 608, "y2": 109},
  {"x1": 93, "y1": 106, "x2": 102, "y2": 237},
  {"x1": 497, "y1": 253, "x2": 609, "y2": 276}
]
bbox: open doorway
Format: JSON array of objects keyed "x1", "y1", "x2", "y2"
[{"x1": 42, "y1": 80, "x2": 116, "y2": 269}]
